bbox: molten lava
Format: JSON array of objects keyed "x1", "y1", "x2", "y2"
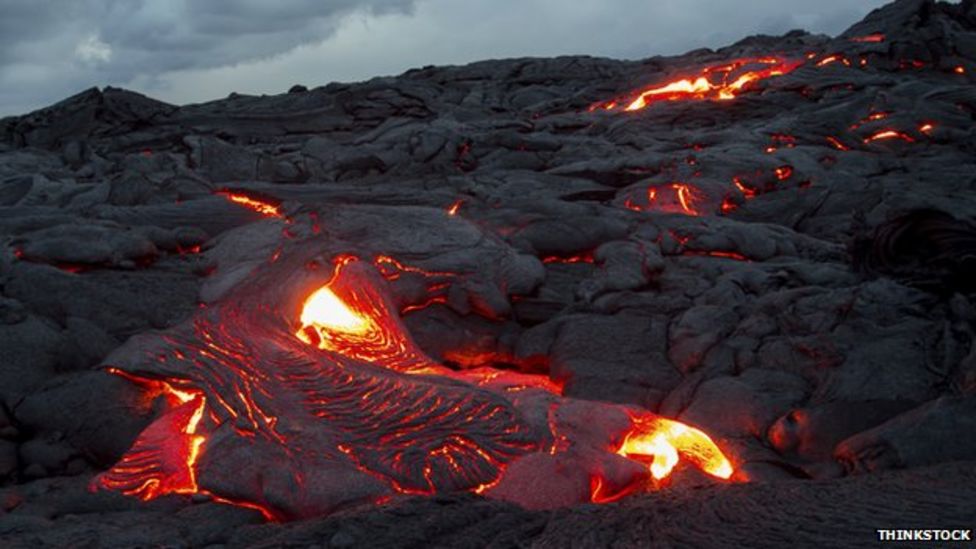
[
  {"x1": 300, "y1": 286, "x2": 371, "y2": 335},
  {"x1": 826, "y1": 136, "x2": 850, "y2": 151},
  {"x1": 596, "y1": 57, "x2": 800, "y2": 112},
  {"x1": 774, "y1": 165, "x2": 794, "y2": 181},
  {"x1": 217, "y1": 191, "x2": 283, "y2": 218},
  {"x1": 295, "y1": 258, "x2": 436, "y2": 374},
  {"x1": 625, "y1": 183, "x2": 702, "y2": 216},
  {"x1": 864, "y1": 129, "x2": 915, "y2": 144},
  {"x1": 815, "y1": 55, "x2": 850, "y2": 67},
  {"x1": 446, "y1": 199, "x2": 463, "y2": 216},
  {"x1": 95, "y1": 251, "x2": 736, "y2": 518},
  {"x1": 618, "y1": 416, "x2": 734, "y2": 480},
  {"x1": 542, "y1": 253, "x2": 595, "y2": 264},
  {"x1": 95, "y1": 373, "x2": 206, "y2": 501}
]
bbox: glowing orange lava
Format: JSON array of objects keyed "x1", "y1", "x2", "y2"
[
  {"x1": 765, "y1": 134, "x2": 796, "y2": 154},
  {"x1": 617, "y1": 415, "x2": 733, "y2": 481},
  {"x1": 850, "y1": 34, "x2": 885, "y2": 43},
  {"x1": 720, "y1": 196, "x2": 738, "y2": 214},
  {"x1": 299, "y1": 286, "x2": 371, "y2": 335},
  {"x1": 684, "y1": 250, "x2": 749, "y2": 261},
  {"x1": 541, "y1": 253, "x2": 595, "y2": 264},
  {"x1": 97, "y1": 253, "x2": 737, "y2": 518},
  {"x1": 774, "y1": 165, "x2": 793, "y2": 181},
  {"x1": 596, "y1": 57, "x2": 800, "y2": 112},
  {"x1": 850, "y1": 111, "x2": 889, "y2": 130},
  {"x1": 899, "y1": 59, "x2": 926, "y2": 70},
  {"x1": 96, "y1": 371, "x2": 206, "y2": 501},
  {"x1": 446, "y1": 200, "x2": 463, "y2": 216},
  {"x1": 295, "y1": 258, "x2": 435, "y2": 374},
  {"x1": 674, "y1": 183, "x2": 699, "y2": 215},
  {"x1": 625, "y1": 183, "x2": 702, "y2": 215},
  {"x1": 217, "y1": 191, "x2": 283, "y2": 218},
  {"x1": 864, "y1": 130, "x2": 915, "y2": 144},
  {"x1": 816, "y1": 55, "x2": 850, "y2": 67},
  {"x1": 733, "y1": 176, "x2": 757, "y2": 199},
  {"x1": 826, "y1": 136, "x2": 850, "y2": 151}
]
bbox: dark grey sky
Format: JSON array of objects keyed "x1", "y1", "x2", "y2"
[{"x1": 0, "y1": 0, "x2": 891, "y2": 117}]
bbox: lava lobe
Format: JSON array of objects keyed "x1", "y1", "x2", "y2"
[{"x1": 93, "y1": 244, "x2": 733, "y2": 520}]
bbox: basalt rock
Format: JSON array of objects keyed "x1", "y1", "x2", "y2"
[{"x1": 1, "y1": 0, "x2": 976, "y2": 546}]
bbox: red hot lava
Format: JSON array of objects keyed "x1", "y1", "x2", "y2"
[
  {"x1": 625, "y1": 183, "x2": 702, "y2": 216},
  {"x1": 216, "y1": 190, "x2": 283, "y2": 218},
  {"x1": 863, "y1": 129, "x2": 915, "y2": 144},
  {"x1": 446, "y1": 199, "x2": 464, "y2": 216},
  {"x1": 594, "y1": 57, "x2": 801, "y2": 112},
  {"x1": 850, "y1": 33, "x2": 885, "y2": 43},
  {"x1": 94, "y1": 250, "x2": 735, "y2": 519}
]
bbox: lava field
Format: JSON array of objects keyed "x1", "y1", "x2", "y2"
[{"x1": 1, "y1": 0, "x2": 976, "y2": 547}]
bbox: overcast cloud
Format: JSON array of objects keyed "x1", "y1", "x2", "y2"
[{"x1": 0, "y1": 0, "x2": 891, "y2": 117}]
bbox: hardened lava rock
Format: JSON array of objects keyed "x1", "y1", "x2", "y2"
[{"x1": 2, "y1": 0, "x2": 976, "y2": 546}]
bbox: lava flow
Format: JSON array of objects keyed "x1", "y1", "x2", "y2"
[
  {"x1": 595, "y1": 57, "x2": 801, "y2": 112},
  {"x1": 625, "y1": 183, "x2": 702, "y2": 216},
  {"x1": 618, "y1": 415, "x2": 733, "y2": 480},
  {"x1": 94, "y1": 248, "x2": 736, "y2": 519},
  {"x1": 216, "y1": 190, "x2": 283, "y2": 218}
]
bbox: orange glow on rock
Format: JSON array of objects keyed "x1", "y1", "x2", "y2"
[
  {"x1": 955, "y1": 66, "x2": 966, "y2": 74},
  {"x1": 766, "y1": 134, "x2": 796, "y2": 153},
  {"x1": 625, "y1": 183, "x2": 703, "y2": 215},
  {"x1": 542, "y1": 252, "x2": 595, "y2": 264},
  {"x1": 850, "y1": 111, "x2": 890, "y2": 130},
  {"x1": 618, "y1": 415, "x2": 733, "y2": 481},
  {"x1": 816, "y1": 55, "x2": 850, "y2": 67},
  {"x1": 720, "y1": 197, "x2": 738, "y2": 214},
  {"x1": 217, "y1": 191, "x2": 282, "y2": 218},
  {"x1": 864, "y1": 130, "x2": 915, "y2": 144},
  {"x1": 733, "y1": 176, "x2": 757, "y2": 199},
  {"x1": 774, "y1": 165, "x2": 793, "y2": 181},
  {"x1": 373, "y1": 254, "x2": 453, "y2": 282},
  {"x1": 826, "y1": 136, "x2": 850, "y2": 151},
  {"x1": 684, "y1": 250, "x2": 749, "y2": 261},
  {"x1": 850, "y1": 34, "x2": 885, "y2": 43},
  {"x1": 94, "y1": 375, "x2": 207, "y2": 501},
  {"x1": 674, "y1": 183, "x2": 700, "y2": 216},
  {"x1": 296, "y1": 258, "x2": 434, "y2": 373},
  {"x1": 299, "y1": 286, "x2": 371, "y2": 336},
  {"x1": 98, "y1": 253, "x2": 739, "y2": 518},
  {"x1": 919, "y1": 123, "x2": 935, "y2": 135},
  {"x1": 601, "y1": 57, "x2": 800, "y2": 112},
  {"x1": 447, "y1": 200, "x2": 463, "y2": 216}
]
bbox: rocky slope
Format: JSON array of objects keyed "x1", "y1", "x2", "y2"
[{"x1": 2, "y1": 0, "x2": 976, "y2": 546}]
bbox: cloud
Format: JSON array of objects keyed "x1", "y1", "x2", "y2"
[
  {"x1": 0, "y1": 0, "x2": 416, "y2": 116},
  {"x1": 75, "y1": 34, "x2": 112, "y2": 64},
  {"x1": 0, "y1": 0, "x2": 890, "y2": 117}
]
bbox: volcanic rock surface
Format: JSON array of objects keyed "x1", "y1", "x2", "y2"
[{"x1": 3, "y1": 0, "x2": 976, "y2": 546}]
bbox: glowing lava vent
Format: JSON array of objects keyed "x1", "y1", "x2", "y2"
[
  {"x1": 594, "y1": 57, "x2": 801, "y2": 112},
  {"x1": 94, "y1": 251, "x2": 736, "y2": 519}
]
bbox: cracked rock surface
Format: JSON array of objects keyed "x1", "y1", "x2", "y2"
[{"x1": 2, "y1": 0, "x2": 976, "y2": 546}]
